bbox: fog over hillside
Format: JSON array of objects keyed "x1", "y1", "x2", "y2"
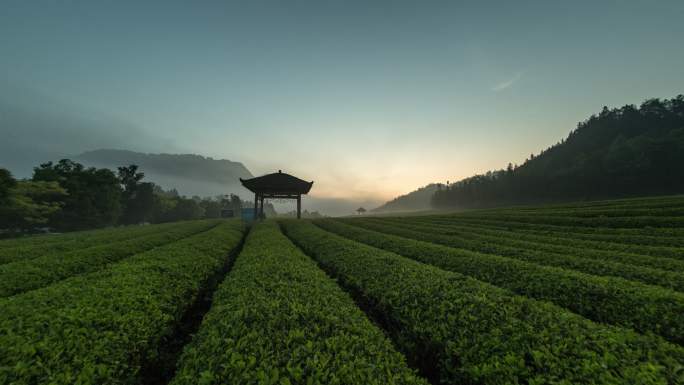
[
  {"x1": 373, "y1": 183, "x2": 440, "y2": 213},
  {"x1": 76, "y1": 149, "x2": 254, "y2": 199},
  {"x1": 0, "y1": 83, "x2": 174, "y2": 177}
]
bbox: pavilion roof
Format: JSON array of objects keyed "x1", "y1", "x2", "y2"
[{"x1": 240, "y1": 170, "x2": 313, "y2": 195}]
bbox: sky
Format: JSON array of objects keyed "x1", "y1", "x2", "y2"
[{"x1": 1, "y1": 0, "x2": 684, "y2": 208}]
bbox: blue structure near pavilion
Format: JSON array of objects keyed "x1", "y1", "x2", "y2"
[{"x1": 241, "y1": 208, "x2": 255, "y2": 221}]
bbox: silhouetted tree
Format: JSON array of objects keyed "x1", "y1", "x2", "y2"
[
  {"x1": 0, "y1": 169, "x2": 67, "y2": 233},
  {"x1": 169, "y1": 198, "x2": 204, "y2": 221},
  {"x1": 0, "y1": 169, "x2": 16, "y2": 205},
  {"x1": 33, "y1": 160, "x2": 122, "y2": 230},
  {"x1": 200, "y1": 198, "x2": 222, "y2": 218},
  {"x1": 117, "y1": 165, "x2": 144, "y2": 194},
  {"x1": 229, "y1": 194, "x2": 242, "y2": 213},
  {"x1": 117, "y1": 165, "x2": 154, "y2": 224}
]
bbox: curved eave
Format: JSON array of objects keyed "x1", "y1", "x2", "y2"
[{"x1": 240, "y1": 177, "x2": 314, "y2": 195}]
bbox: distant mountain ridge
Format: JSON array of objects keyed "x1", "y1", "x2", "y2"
[
  {"x1": 372, "y1": 184, "x2": 439, "y2": 212},
  {"x1": 76, "y1": 149, "x2": 254, "y2": 198}
]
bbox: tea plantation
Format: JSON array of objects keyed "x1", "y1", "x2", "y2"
[{"x1": 2, "y1": 196, "x2": 684, "y2": 384}]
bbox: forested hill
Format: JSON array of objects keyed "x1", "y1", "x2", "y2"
[
  {"x1": 432, "y1": 95, "x2": 684, "y2": 209},
  {"x1": 373, "y1": 184, "x2": 439, "y2": 212},
  {"x1": 76, "y1": 149, "x2": 253, "y2": 198},
  {"x1": 77, "y1": 149, "x2": 253, "y2": 183}
]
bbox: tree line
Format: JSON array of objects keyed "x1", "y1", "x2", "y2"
[
  {"x1": 0, "y1": 159, "x2": 244, "y2": 235},
  {"x1": 432, "y1": 95, "x2": 684, "y2": 209}
]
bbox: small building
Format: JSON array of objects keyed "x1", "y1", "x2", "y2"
[
  {"x1": 240, "y1": 170, "x2": 314, "y2": 219},
  {"x1": 220, "y1": 209, "x2": 234, "y2": 218}
]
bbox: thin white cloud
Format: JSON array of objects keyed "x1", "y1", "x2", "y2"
[{"x1": 491, "y1": 72, "x2": 523, "y2": 91}]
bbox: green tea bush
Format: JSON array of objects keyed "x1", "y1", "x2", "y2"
[
  {"x1": 316, "y1": 219, "x2": 684, "y2": 345},
  {"x1": 395, "y1": 216, "x2": 684, "y2": 262},
  {"x1": 0, "y1": 219, "x2": 220, "y2": 297},
  {"x1": 281, "y1": 220, "x2": 684, "y2": 385},
  {"x1": 171, "y1": 221, "x2": 426, "y2": 385},
  {"x1": 0, "y1": 220, "x2": 202, "y2": 264},
  {"x1": 0, "y1": 220, "x2": 244, "y2": 384},
  {"x1": 347, "y1": 218, "x2": 684, "y2": 289}
]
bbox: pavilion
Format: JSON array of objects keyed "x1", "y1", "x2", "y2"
[{"x1": 240, "y1": 170, "x2": 314, "y2": 219}]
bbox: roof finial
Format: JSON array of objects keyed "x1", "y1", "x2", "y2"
[{"x1": 278, "y1": 169, "x2": 282, "y2": 173}]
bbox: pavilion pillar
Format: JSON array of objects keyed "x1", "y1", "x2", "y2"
[
  {"x1": 253, "y1": 193, "x2": 258, "y2": 221},
  {"x1": 297, "y1": 194, "x2": 301, "y2": 219},
  {"x1": 259, "y1": 195, "x2": 264, "y2": 219}
]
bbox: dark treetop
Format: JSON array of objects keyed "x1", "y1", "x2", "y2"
[{"x1": 240, "y1": 171, "x2": 313, "y2": 195}]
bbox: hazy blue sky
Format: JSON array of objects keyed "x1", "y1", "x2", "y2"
[{"x1": 2, "y1": 0, "x2": 683, "y2": 202}]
